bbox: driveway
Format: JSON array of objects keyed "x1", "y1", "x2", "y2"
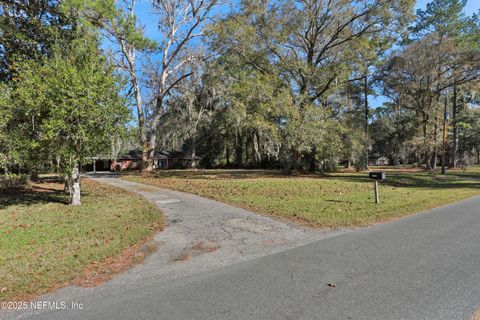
[{"x1": 86, "y1": 173, "x2": 338, "y2": 281}]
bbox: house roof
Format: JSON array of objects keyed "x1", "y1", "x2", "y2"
[
  {"x1": 117, "y1": 150, "x2": 143, "y2": 160},
  {"x1": 156, "y1": 150, "x2": 202, "y2": 160},
  {"x1": 117, "y1": 150, "x2": 202, "y2": 160}
]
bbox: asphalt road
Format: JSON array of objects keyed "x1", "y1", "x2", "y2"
[{"x1": 4, "y1": 195, "x2": 480, "y2": 320}]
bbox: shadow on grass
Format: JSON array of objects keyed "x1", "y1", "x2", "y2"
[
  {"x1": 122, "y1": 169, "x2": 291, "y2": 180},
  {"x1": 129, "y1": 168, "x2": 480, "y2": 191},
  {"x1": 0, "y1": 176, "x2": 68, "y2": 209},
  {"x1": 446, "y1": 172, "x2": 480, "y2": 180},
  {"x1": 327, "y1": 172, "x2": 480, "y2": 190}
]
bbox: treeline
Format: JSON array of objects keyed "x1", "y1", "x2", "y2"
[
  {"x1": 117, "y1": 0, "x2": 479, "y2": 172},
  {"x1": 184, "y1": 0, "x2": 480, "y2": 171},
  {"x1": 1, "y1": 0, "x2": 480, "y2": 194}
]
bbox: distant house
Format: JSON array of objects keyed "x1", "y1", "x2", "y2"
[
  {"x1": 110, "y1": 150, "x2": 143, "y2": 171},
  {"x1": 84, "y1": 150, "x2": 202, "y2": 172},
  {"x1": 153, "y1": 150, "x2": 202, "y2": 170},
  {"x1": 83, "y1": 156, "x2": 112, "y2": 172},
  {"x1": 109, "y1": 150, "x2": 202, "y2": 171},
  {"x1": 372, "y1": 156, "x2": 390, "y2": 166}
]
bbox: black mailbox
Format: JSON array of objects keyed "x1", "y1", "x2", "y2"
[{"x1": 369, "y1": 171, "x2": 386, "y2": 180}]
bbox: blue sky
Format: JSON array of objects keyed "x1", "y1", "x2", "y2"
[{"x1": 416, "y1": 0, "x2": 479, "y2": 15}]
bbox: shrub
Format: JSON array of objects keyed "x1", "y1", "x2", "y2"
[{"x1": 0, "y1": 174, "x2": 29, "y2": 191}]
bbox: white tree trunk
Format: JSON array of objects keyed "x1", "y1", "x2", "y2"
[
  {"x1": 70, "y1": 164, "x2": 81, "y2": 206},
  {"x1": 191, "y1": 145, "x2": 196, "y2": 168}
]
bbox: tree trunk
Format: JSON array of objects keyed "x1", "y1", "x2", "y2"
[
  {"x1": 30, "y1": 170, "x2": 39, "y2": 181},
  {"x1": 123, "y1": 40, "x2": 149, "y2": 172},
  {"x1": 225, "y1": 130, "x2": 230, "y2": 166},
  {"x1": 235, "y1": 132, "x2": 243, "y2": 167},
  {"x1": 391, "y1": 143, "x2": 398, "y2": 166},
  {"x1": 252, "y1": 131, "x2": 261, "y2": 164},
  {"x1": 432, "y1": 110, "x2": 439, "y2": 170},
  {"x1": 245, "y1": 136, "x2": 249, "y2": 165},
  {"x1": 309, "y1": 145, "x2": 317, "y2": 172},
  {"x1": 64, "y1": 174, "x2": 71, "y2": 195},
  {"x1": 422, "y1": 115, "x2": 432, "y2": 171},
  {"x1": 69, "y1": 164, "x2": 81, "y2": 206},
  {"x1": 133, "y1": 92, "x2": 148, "y2": 170},
  {"x1": 56, "y1": 155, "x2": 61, "y2": 173},
  {"x1": 226, "y1": 143, "x2": 231, "y2": 166},
  {"x1": 191, "y1": 136, "x2": 197, "y2": 169},
  {"x1": 414, "y1": 151, "x2": 420, "y2": 167},
  {"x1": 144, "y1": 135, "x2": 156, "y2": 172},
  {"x1": 146, "y1": 93, "x2": 166, "y2": 172},
  {"x1": 291, "y1": 148, "x2": 300, "y2": 171},
  {"x1": 451, "y1": 85, "x2": 458, "y2": 168}
]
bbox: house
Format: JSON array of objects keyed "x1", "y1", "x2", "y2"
[
  {"x1": 109, "y1": 150, "x2": 202, "y2": 171},
  {"x1": 155, "y1": 150, "x2": 202, "y2": 169},
  {"x1": 83, "y1": 156, "x2": 112, "y2": 172},
  {"x1": 372, "y1": 156, "x2": 390, "y2": 166},
  {"x1": 110, "y1": 150, "x2": 143, "y2": 171}
]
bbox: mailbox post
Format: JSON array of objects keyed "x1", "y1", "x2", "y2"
[{"x1": 368, "y1": 172, "x2": 385, "y2": 204}]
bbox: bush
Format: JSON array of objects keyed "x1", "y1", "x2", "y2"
[
  {"x1": 0, "y1": 174, "x2": 29, "y2": 191},
  {"x1": 353, "y1": 155, "x2": 368, "y2": 172}
]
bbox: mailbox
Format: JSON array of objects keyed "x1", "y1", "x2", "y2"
[{"x1": 369, "y1": 171, "x2": 386, "y2": 180}]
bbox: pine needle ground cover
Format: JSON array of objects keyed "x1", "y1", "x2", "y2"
[
  {"x1": 123, "y1": 168, "x2": 480, "y2": 229},
  {"x1": 0, "y1": 177, "x2": 164, "y2": 301}
]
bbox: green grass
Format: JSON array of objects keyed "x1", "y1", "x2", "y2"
[
  {"x1": 0, "y1": 177, "x2": 163, "y2": 301},
  {"x1": 122, "y1": 168, "x2": 480, "y2": 229}
]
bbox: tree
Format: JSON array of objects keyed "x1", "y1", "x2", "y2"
[
  {"x1": 139, "y1": 0, "x2": 218, "y2": 171},
  {"x1": 382, "y1": 0, "x2": 480, "y2": 170},
  {"x1": 0, "y1": 82, "x2": 13, "y2": 171},
  {"x1": 408, "y1": 0, "x2": 480, "y2": 168},
  {"x1": 63, "y1": 0, "x2": 156, "y2": 171},
  {"x1": 70, "y1": 0, "x2": 218, "y2": 171},
  {"x1": 156, "y1": 62, "x2": 215, "y2": 168},
  {"x1": 192, "y1": 62, "x2": 292, "y2": 168},
  {"x1": 0, "y1": 0, "x2": 78, "y2": 82},
  {"x1": 382, "y1": 35, "x2": 456, "y2": 170},
  {"x1": 1, "y1": 34, "x2": 129, "y2": 205},
  {"x1": 211, "y1": 0, "x2": 414, "y2": 170},
  {"x1": 369, "y1": 105, "x2": 417, "y2": 165},
  {"x1": 458, "y1": 107, "x2": 480, "y2": 165},
  {"x1": 456, "y1": 81, "x2": 480, "y2": 165}
]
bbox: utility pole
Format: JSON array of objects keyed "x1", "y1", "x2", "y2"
[
  {"x1": 364, "y1": 74, "x2": 369, "y2": 170},
  {"x1": 451, "y1": 84, "x2": 458, "y2": 168},
  {"x1": 441, "y1": 96, "x2": 448, "y2": 174}
]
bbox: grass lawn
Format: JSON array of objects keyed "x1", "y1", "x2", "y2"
[
  {"x1": 122, "y1": 167, "x2": 480, "y2": 229},
  {"x1": 0, "y1": 177, "x2": 164, "y2": 301}
]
